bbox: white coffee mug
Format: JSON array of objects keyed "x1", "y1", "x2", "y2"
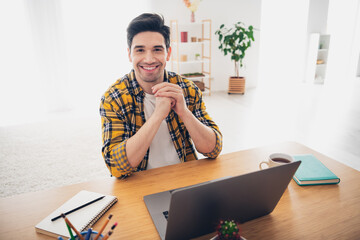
[{"x1": 259, "y1": 153, "x2": 294, "y2": 169}]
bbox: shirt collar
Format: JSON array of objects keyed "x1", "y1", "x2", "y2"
[{"x1": 128, "y1": 70, "x2": 142, "y2": 96}]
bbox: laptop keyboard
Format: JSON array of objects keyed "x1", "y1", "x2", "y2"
[{"x1": 162, "y1": 211, "x2": 169, "y2": 220}]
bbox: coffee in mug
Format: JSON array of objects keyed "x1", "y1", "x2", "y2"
[{"x1": 259, "y1": 153, "x2": 294, "y2": 169}]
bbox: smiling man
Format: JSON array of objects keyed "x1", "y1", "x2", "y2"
[{"x1": 100, "y1": 13, "x2": 222, "y2": 178}]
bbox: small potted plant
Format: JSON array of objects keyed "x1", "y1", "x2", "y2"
[
  {"x1": 215, "y1": 22, "x2": 255, "y2": 94},
  {"x1": 211, "y1": 220, "x2": 245, "y2": 240},
  {"x1": 195, "y1": 53, "x2": 201, "y2": 61}
]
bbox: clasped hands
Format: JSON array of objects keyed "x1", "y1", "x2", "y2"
[{"x1": 151, "y1": 82, "x2": 188, "y2": 120}]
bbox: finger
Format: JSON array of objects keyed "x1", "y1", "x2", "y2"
[
  {"x1": 155, "y1": 88, "x2": 182, "y2": 97},
  {"x1": 155, "y1": 96, "x2": 172, "y2": 108},
  {"x1": 152, "y1": 83, "x2": 166, "y2": 93},
  {"x1": 154, "y1": 84, "x2": 183, "y2": 94},
  {"x1": 152, "y1": 83, "x2": 181, "y2": 93},
  {"x1": 155, "y1": 91, "x2": 183, "y2": 100}
]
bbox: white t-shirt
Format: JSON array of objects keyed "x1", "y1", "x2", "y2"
[{"x1": 143, "y1": 93, "x2": 180, "y2": 169}]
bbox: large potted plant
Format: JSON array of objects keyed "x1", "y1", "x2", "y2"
[{"x1": 215, "y1": 22, "x2": 255, "y2": 94}]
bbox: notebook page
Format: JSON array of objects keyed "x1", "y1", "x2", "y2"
[{"x1": 35, "y1": 190, "x2": 117, "y2": 238}]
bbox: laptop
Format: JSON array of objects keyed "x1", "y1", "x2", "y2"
[{"x1": 144, "y1": 161, "x2": 301, "y2": 240}]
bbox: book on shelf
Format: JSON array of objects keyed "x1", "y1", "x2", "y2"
[
  {"x1": 293, "y1": 154, "x2": 340, "y2": 186},
  {"x1": 35, "y1": 190, "x2": 117, "y2": 238}
]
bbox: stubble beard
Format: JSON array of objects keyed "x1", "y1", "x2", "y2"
[{"x1": 136, "y1": 63, "x2": 164, "y2": 84}]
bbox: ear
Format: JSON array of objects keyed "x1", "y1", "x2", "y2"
[
  {"x1": 166, "y1": 47, "x2": 172, "y2": 61},
  {"x1": 127, "y1": 48, "x2": 132, "y2": 62}
]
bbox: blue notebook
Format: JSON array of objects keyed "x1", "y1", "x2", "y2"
[{"x1": 293, "y1": 154, "x2": 340, "y2": 186}]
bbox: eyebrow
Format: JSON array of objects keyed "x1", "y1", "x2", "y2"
[{"x1": 133, "y1": 45, "x2": 165, "y2": 49}]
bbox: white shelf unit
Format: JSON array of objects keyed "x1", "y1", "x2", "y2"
[
  {"x1": 170, "y1": 20, "x2": 212, "y2": 95},
  {"x1": 306, "y1": 33, "x2": 331, "y2": 84}
]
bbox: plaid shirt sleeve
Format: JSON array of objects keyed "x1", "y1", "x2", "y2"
[
  {"x1": 100, "y1": 87, "x2": 136, "y2": 178},
  {"x1": 192, "y1": 85, "x2": 223, "y2": 158},
  {"x1": 177, "y1": 75, "x2": 223, "y2": 159}
]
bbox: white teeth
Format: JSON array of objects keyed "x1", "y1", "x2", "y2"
[{"x1": 143, "y1": 66, "x2": 156, "y2": 70}]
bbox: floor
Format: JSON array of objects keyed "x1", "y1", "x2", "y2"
[
  {"x1": 203, "y1": 80, "x2": 360, "y2": 171},
  {"x1": 1, "y1": 80, "x2": 359, "y2": 198}
]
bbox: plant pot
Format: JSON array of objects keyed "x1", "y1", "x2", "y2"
[{"x1": 228, "y1": 76, "x2": 245, "y2": 94}]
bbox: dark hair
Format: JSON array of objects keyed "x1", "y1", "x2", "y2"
[{"x1": 127, "y1": 13, "x2": 170, "y2": 50}]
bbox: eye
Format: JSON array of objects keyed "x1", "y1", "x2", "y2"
[
  {"x1": 154, "y1": 48, "x2": 164, "y2": 52},
  {"x1": 136, "y1": 49, "x2": 144, "y2": 52}
]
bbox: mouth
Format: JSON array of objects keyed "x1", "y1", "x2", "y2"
[{"x1": 140, "y1": 65, "x2": 160, "y2": 72}]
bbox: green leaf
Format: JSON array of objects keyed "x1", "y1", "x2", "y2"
[{"x1": 216, "y1": 21, "x2": 255, "y2": 70}]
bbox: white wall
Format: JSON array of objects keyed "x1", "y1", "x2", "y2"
[
  {"x1": 61, "y1": 0, "x2": 150, "y2": 111},
  {"x1": 326, "y1": 0, "x2": 360, "y2": 85},
  {"x1": 307, "y1": 0, "x2": 329, "y2": 34},
  {"x1": 358, "y1": 54, "x2": 360, "y2": 77},
  {"x1": 258, "y1": 0, "x2": 310, "y2": 86},
  {"x1": 149, "y1": 0, "x2": 262, "y2": 91}
]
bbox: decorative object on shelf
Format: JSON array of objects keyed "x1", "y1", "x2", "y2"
[
  {"x1": 195, "y1": 53, "x2": 201, "y2": 60},
  {"x1": 215, "y1": 21, "x2": 255, "y2": 94},
  {"x1": 316, "y1": 59, "x2": 324, "y2": 65},
  {"x1": 191, "y1": 37, "x2": 197, "y2": 42},
  {"x1": 181, "y1": 32, "x2": 188, "y2": 42},
  {"x1": 183, "y1": 0, "x2": 202, "y2": 23},
  {"x1": 191, "y1": 11, "x2": 195, "y2": 23},
  {"x1": 180, "y1": 54, "x2": 188, "y2": 62}
]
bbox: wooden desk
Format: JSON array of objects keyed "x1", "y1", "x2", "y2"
[{"x1": 1, "y1": 142, "x2": 359, "y2": 239}]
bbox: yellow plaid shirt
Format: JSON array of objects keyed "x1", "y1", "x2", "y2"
[{"x1": 100, "y1": 70, "x2": 222, "y2": 178}]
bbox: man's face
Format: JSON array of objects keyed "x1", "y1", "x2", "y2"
[{"x1": 128, "y1": 31, "x2": 171, "y2": 86}]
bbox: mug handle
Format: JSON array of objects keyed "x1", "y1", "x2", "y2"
[{"x1": 259, "y1": 161, "x2": 269, "y2": 169}]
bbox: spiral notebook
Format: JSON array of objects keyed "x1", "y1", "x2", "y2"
[{"x1": 35, "y1": 190, "x2": 118, "y2": 238}]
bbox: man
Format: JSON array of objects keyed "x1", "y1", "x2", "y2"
[{"x1": 100, "y1": 13, "x2": 222, "y2": 178}]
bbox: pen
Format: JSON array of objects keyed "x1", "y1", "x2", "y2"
[
  {"x1": 94, "y1": 214, "x2": 113, "y2": 240},
  {"x1": 61, "y1": 213, "x2": 85, "y2": 240},
  {"x1": 102, "y1": 222, "x2": 117, "y2": 240},
  {"x1": 85, "y1": 228, "x2": 92, "y2": 240},
  {"x1": 52, "y1": 196, "x2": 105, "y2": 221}
]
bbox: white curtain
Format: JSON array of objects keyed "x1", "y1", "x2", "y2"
[
  {"x1": 0, "y1": 0, "x2": 149, "y2": 126},
  {"x1": 25, "y1": 0, "x2": 70, "y2": 113}
]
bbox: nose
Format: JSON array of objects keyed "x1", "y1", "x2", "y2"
[{"x1": 144, "y1": 50, "x2": 155, "y2": 63}]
